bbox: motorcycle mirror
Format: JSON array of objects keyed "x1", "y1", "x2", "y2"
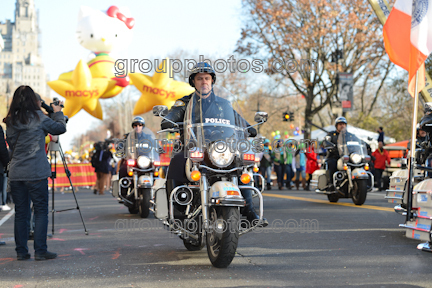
[
  {"x1": 325, "y1": 136, "x2": 331, "y2": 142},
  {"x1": 254, "y1": 112, "x2": 268, "y2": 123},
  {"x1": 152, "y1": 105, "x2": 168, "y2": 117}
]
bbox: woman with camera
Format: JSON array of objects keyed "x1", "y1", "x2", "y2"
[{"x1": 4, "y1": 86, "x2": 66, "y2": 261}]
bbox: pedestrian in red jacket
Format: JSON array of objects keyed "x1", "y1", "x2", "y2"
[
  {"x1": 372, "y1": 141, "x2": 390, "y2": 191},
  {"x1": 305, "y1": 146, "x2": 318, "y2": 191}
]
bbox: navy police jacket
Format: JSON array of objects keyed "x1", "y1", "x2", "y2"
[{"x1": 161, "y1": 92, "x2": 257, "y2": 138}]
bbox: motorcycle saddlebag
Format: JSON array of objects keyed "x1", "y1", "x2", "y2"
[{"x1": 311, "y1": 169, "x2": 327, "y2": 190}]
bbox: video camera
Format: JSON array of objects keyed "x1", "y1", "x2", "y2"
[
  {"x1": 95, "y1": 139, "x2": 114, "y2": 151},
  {"x1": 41, "y1": 97, "x2": 68, "y2": 123}
]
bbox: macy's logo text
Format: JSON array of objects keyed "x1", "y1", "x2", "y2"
[
  {"x1": 65, "y1": 90, "x2": 99, "y2": 97},
  {"x1": 143, "y1": 85, "x2": 176, "y2": 98}
]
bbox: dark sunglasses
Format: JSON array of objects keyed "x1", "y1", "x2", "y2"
[{"x1": 133, "y1": 123, "x2": 143, "y2": 127}]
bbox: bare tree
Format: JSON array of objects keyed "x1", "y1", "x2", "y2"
[{"x1": 236, "y1": 0, "x2": 393, "y2": 139}]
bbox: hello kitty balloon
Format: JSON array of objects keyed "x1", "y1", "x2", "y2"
[
  {"x1": 57, "y1": 5, "x2": 133, "y2": 99},
  {"x1": 76, "y1": 5, "x2": 134, "y2": 54}
]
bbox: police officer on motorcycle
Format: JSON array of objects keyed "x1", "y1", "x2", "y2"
[
  {"x1": 325, "y1": 116, "x2": 348, "y2": 190},
  {"x1": 161, "y1": 62, "x2": 268, "y2": 226},
  {"x1": 132, "y1": 116, "x2": 145, "y2": 133},
  {"x1": 118, "y1": 116, "x2": 150, "y2": 196}
]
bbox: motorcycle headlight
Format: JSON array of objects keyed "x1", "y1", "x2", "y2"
[
  {"x1": 137, "y1": 156, "x2": 151, "y2": 168},
  {"x1": 350, "y1": 153, "x2": 362, "y2": 164},
  {"x1": 209, "y1": 143, "x2": 234, "y2": 168}
]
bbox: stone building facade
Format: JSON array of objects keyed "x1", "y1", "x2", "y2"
[{"x1": 0, "y1": 0, "x2": 47, "y2": 102}]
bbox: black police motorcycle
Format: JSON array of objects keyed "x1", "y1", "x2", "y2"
[
  {"x1": 111, "y1": 128, "x2": 161, "y2": 218},
  {"x1": 151, "y1": 86, "x2": 267, "y2": 268},
  {"x1": 311, "y1": 129, "x2": 374, "y2": 205}
]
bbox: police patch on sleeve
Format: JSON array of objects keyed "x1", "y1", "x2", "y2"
[{"x1": 173, "y1": 100, "x2": 185, "y2": 107}]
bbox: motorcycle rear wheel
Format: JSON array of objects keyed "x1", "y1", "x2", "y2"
[
  {"x1": 327, "y1": 193, "x2": 339, "y2": 203},
  {"x1": 183, "y1": 236, "x2": 204, "y2": 251},
  {"x1": 128, "y1": 205, "x2": 138, "y2": 214},
  {"x1": 206, "y1": 206, "x2": 240, "y2": 268}
]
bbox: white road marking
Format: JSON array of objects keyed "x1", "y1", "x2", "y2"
[{"x1": 0, "y1": 208, "x2": 15, "y2": 227}]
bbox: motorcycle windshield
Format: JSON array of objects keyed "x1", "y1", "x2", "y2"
[
  {"x1": 183, "y1": 86, "x2": 249, "y2": 161},
  {"x1": 127, "y1": 127, "x2": 160, "y2": 161},
  {"x1": 337, "y1": 129, "x2": 367, "y2": 157}
]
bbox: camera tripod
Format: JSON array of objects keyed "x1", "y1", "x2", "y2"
[{"x1": 46, "y1": 140, "x2": 88, "y2": 235}]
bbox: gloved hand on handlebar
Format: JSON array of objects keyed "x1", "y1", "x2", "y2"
[
  {"x1": 161, "y1": 121, "x2": 183, "y2": 130},
  {"x1": 248, "y1": 127, "x2": 257, "y2": 137}
]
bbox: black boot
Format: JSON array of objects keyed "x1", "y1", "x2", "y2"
[
  {"x1": 243, "y1": 189, "x2": 268, "y2": 227},
  {"x1": 266, "y1": 183, "x2": 271, "y2": 191}
]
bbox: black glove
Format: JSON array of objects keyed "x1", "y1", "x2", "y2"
[
  {"x1": 161, "y1": 120, "x2": 176, "y2": 130},
  {"x1": 247, "y1": 127, "x2": 257, "y2": 137}
]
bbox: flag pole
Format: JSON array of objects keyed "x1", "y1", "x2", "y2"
[{"x1": 407, "y1": 70, "x2": 420, "y2": 222}]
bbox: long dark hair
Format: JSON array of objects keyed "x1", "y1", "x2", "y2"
[{"x1": 4, "y1": 86, "x2": 40, "y2": 126}]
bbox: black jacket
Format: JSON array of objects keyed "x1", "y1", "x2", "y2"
[
  {"x1": 91, "y1": 149, "x2": 113, "y2": 174},
  {"x1": 326, "y1": 130, "x2": 340, "y2": 159},
  {"x1": 0, "y1": 126, "x2": 9, "y2": 172},
  {"x1": 161, "y1": 92, "x2": 257, "y2": 137},
  {"x1": 6, "y1": 110, "x2": 66, "y2": 181}
]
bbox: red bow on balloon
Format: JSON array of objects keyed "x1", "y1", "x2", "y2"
[{"x1": 107, "y1": 6, "x2": 135, "y2": 29}]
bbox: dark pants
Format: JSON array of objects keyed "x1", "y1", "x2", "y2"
[
  {"x1": 241, "y1": 188, "x2": 258, "y2": 219},
  {"x1": 306, "y1": 173, "x2": 312, "y2": 188},
  {"x1": 259, "y1": 166, "x2": 272, "y2": 184},
  {"x1": 0, "y1": 173, "x2": 4, "y2": 205},
  {"x1": 10, "y1": 179, "x2": 49, "y2": 256},
  {"x1": 375, "y1": 169, "x2": 384, "y2": 190},
  {"x1": 326, "y1": 158, "x2": 338, "y2": 185},
  {"x1": 166, "y1": 152, "x2": 192, "y2": 217},
  {"x1": 167, "y1": 152, "x2": 188, "y2": 183},
  {"x1": 274, "y1": 163, "x2": 286, "y2": 185},
  {"x1": 285, "y1": 164, "x2": 294, "y2": 187},
  {"x1": 118, "y1": 161, "x2": 127, "y2": 197}
]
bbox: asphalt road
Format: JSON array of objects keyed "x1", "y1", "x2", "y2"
[{"x1": 0, "y1": 187, "x2": 431, "y2": 288}]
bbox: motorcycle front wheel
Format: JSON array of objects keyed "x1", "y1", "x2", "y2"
[
  {"x1": 206, "y1": 206, "x2": 240, "y2": 268},
  {"x1": 352, "y1": 180, "x2": 368, "y2": 205},
  {"x1": 138, "y1": 188, "x2": 151, "y2": 218}
]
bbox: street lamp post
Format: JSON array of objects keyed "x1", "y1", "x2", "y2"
[{"x1": 331, "y1": 20, "x2": 344, "y2": 118}]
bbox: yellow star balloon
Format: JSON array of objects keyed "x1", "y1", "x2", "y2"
[
  {"x1": 48, "y1": 60, "x2": 116, "y2": 120},
  {"x1": 130, "y1": 58, "x2": 194, "y2": 115},
  {"x1": 58, "y1": 54, "x2": 129, "y2": 99}
]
